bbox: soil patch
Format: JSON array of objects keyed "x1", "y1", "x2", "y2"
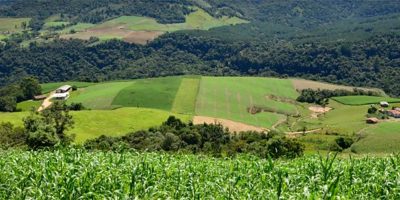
[
  {"x1": 61, "y1": 26, "x2": 164, "y2": 44},
  {"x1": 292, "y1": 79, "x2": 383, "y2": 94},
  {"x1": 309, "y1": 106, "x2": 332, "y2": 118},
  {"x1": 193, "y1": 116, "x2": 268, "y2": 133}
]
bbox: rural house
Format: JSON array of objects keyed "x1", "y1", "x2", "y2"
[
  {"x1": 387, "y1": 110, "x2": 400, "y2": 118},
  {"x1": 56, "y1": 85, "x2": 72, "y2": 93},
  {"x1": 52, "y1": 92, "x2": 70, "y2": 100}
]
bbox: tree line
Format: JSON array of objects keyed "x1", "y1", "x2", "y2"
[
  {"x1": 0, "y1": 103, "x2": 304, "y2": 159},
  {"x1": 0, "y1": 77, "x2": 41, "y2": 112},
  {"x1": 297, "y1": 88, "x2": 382, "y2": 105},
  {"x1": 1, "y1": 33, "x2": 399, "y2": 96}
]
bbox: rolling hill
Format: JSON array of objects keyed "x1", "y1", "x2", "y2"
[{"x1": 1, "y1": 76, "x2": 399, "y2": 153}]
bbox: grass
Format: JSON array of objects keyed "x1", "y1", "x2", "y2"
[
  {"x1": 2, "y1": 149, "x2": 400, "y2": 198},
  {"x1": 68, "y1": 81, "x2": 133, "y2": 110},
  {"x1": 351, "y1": 122, "x2": 400, "y2": 154},
  {"x1": 41, "y1": 81, "x2": 96, "y2": 93},
  {"x1": 112, "y1": 77, "x2": 182, "y2": 111},
  {"x1": 171, "y1": 77, "x2": 200, "y2": 114},
  {"x1": 332, "y1": 95, "x2": 400, "y2": 105},
  {"x1": 0, "y1": 108, "x2": 190, "y2": 143},
  {"x1": 0, "y1": 34, "x2": 6, "y2": 40},
  {"x1": 59, "y1": 23, "x2": 96, "y2": 34},
  {"x1": 195, "y1": 77, "x2": 298, "y2": 128},
  {"x1": 91, "y1": 8, "x2": 248, "y2": 32},
  {"x1": 16, "y1": 100, "x2": 42, "y2": 112},
  {"x1": 0, "y1": 18, "x2": 30, "y2": 33}
]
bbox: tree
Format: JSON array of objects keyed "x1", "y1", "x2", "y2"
[
  {"x1": 19, "y1": 77, "x2": 41, "y2": 100},
  {"x1": 0, "y1": 96, "x2": 17, "y2": 112},
  {"x1": 368, "y1": 106, "x2": 378, "y2": 114},
  {"x1": 24, "y1": 101, "x2": 74, "y2": 149}
]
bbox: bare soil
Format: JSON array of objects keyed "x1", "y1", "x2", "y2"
[
  {"x1": 193, "y1": 116, "x2": 268, "y2": 133},
  {"x1": 37, "y1": 92, "x2": 53, "y2": 112},
  {"x1": 61, "y1": 26, "x2": 164, "y2": 44},
  {"x1": 292, "y1": 79, "x2": 383, "y2": 94},
  {"x1": 309, "y1": 106, "x2": 332, "y2": 118}
]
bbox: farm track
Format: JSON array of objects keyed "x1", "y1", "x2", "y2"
[{"x1": 37, "y1": 92, "x2": 54, "y2": 112}]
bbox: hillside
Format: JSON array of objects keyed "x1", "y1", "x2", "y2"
[{"x1": 1, "y1": 76, "x2": 399, "y2": 153}]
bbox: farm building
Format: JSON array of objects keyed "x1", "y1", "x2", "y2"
[
  {"x1": 380, "y1": 101, "x2": 389, "y2": 107},
  {"x1": 387, "y1": 110, "x2": 400, "y2": 118},
  {"x1": 56, "y1": 85, "x2": 72, "y2": 93},
  {"x1": 52, "y1": 92, "x2": 69, "y2": 100},
  {"x1": 33, "y1": 95, "x2": 47, "y2": 101},
  {"x1": 366, "y1": 117, "x2": 379, "y2": 124}
]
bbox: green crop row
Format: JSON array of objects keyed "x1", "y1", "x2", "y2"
[{"x1": 1, "y1": 149, "x2": 399, "y2": 199}]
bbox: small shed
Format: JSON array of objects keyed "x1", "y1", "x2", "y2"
[
  {"x1": 56, "y1": 85, "x2": 72, "y2": 93},
  {"x1": 366, "y1": 117, "x2": 379, "y2": 124},
  {"x1": 33, "y1": 95, "x2": 47, "y2": 101},
  {"x1": 52, "y1": 92, "x2": 70, "y2": 100},
  {"x1": 380, "y1": 101, "x2": 389, "y2": 107}
]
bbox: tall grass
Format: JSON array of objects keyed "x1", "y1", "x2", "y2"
[{"x1": 1, "y1": 149, "x2": 400, "y2": 199}]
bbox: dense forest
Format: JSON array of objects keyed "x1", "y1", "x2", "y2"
[{"x1": 1, "y1": 33, "x2": 399, "y2": 96}]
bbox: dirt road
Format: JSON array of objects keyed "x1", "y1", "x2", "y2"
[{"x1": 37, "y1": 92, "x2": 54, "y2": 112}]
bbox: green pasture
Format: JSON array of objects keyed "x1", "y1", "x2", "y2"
[
  {"x1": 0, "y1": 18, "x2": 30, "y2": 33},
  {"x1": 0, "y1": 108, "x2": 190, "y2": 143},
  {"x1": 0, "y1": 34, "x2": 6, "y2": 40},
  {"x1": 333, "y1": 95, "x2": 400, "y2": 105},
  {"x1": 41, "y1": 81, "x2": 96, "y2": 93},
  {"x1": 16, "y1": 100, "x2": 42, "y2": 112},
  {"x1": 112, "y1": 77, "x2": 182, "y2": 111},
  {"x1": 195, "y1": 77, "x2": 298, "y2": 128},
  {"x1": 351, "y1": 122, "x2": 400, "y2": 154},
  {"x1": 94, "y1": 8, "x2": 247, "y2": 32},
  {"x1": 171, "y1": 77, "x2": 200, "y2": 114},
  {"x1": 68, "y1": 81, "x2": 133, "y2": 110}
]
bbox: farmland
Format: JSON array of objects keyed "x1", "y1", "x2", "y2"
[
  {"x1": 1, "y1": 76, "x2": 400, "y2": 152},
  {"x1": 0, "y1": 18, "x2": 30, "y2": 33},
  {"x1": 332, "y1": 95, "x2": 400, "y2": 105},
  {"x1": 61, "y1": 8, "x2": 248, "y2": 44},
  {"x1": 112, "y1": 77, "x2": 183, "y2": 111},
  {"x1": 1, "y1": 149, "x2": 400, "y2": 199},
  {"x1": 196, "y1": 77, "x2": 298, "y2": 128}
]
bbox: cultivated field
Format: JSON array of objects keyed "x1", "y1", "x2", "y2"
[
  {"x1": 61, "y1": 8, "x2": 248, "y2": 44},
  {"x1": 1, "y1": 149, "x2": 400, "y2": 199},
  {"x1": 171, "y1": 77, "x2": 200, "y2": 115},
  {"x1": 291, "y1": 79, "x2": 385, "y2": 95},
  {"x1": 0, "y1": 18, "x2": 30, "y2": 33},
  {"x1": 195, "y1": 77, "x2": 298, "y2": 128},
  {"x1": 112, "y1": 77, "x2": 182, "y2": 111},
  {"x1": 332, "y1": 95, "x2": 400, "y2": 105}
]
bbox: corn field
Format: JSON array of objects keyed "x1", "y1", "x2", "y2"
[{"x1": 0, "y1": 149, "x2": 400, "y2": 199}]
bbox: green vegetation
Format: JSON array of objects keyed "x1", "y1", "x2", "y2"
[
  {"x1": 196, "y1": 77, "x2": 298, "y2": 128},
  {"x1": 95, "y1": 8, "x2": 247, "y2": 32},
  {"x1": 68, "y1": 81, "x2": 133, "y2": 110},
  {"x1": 171, "y1": 77, "x2": 200, "y2": 114},
  {"x1": 43, "y1": 21, "x2": 70, "y2": 28},
  {"x1": 0, "y1": 18, "x2": 30, "y2": 33},
  {"x1": 112, "y1": 77, "x2": 182, "y2": 111},
  {"x1": 59, "y1": 23, "x2": 95, "y2": 34},
  {"x1": 351, "y1": 122, "x2": 400, "y2": 154},
  {"x1": 1, "y1": 149, "x2": 400, "y2": 198},
  {"x1": 0, "y1": 107, "x2": 191, "y2": 143},
  {"x1": 41, "y1": 81, "x2": 95, "y2": 93},
  {"x1": 16, "y1": 100, "x2": 41, "y2": 111},
  {"x1": 333, "y1": 96, "x2": 400, "y2": 105}
]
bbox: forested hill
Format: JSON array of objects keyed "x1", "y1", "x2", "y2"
[
  {"x1": 1, "y1": 0, "x2": 400, "y2": 25},
  {"x1": 1, "y1": 33, "x2": 399, "y2": 96}
]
